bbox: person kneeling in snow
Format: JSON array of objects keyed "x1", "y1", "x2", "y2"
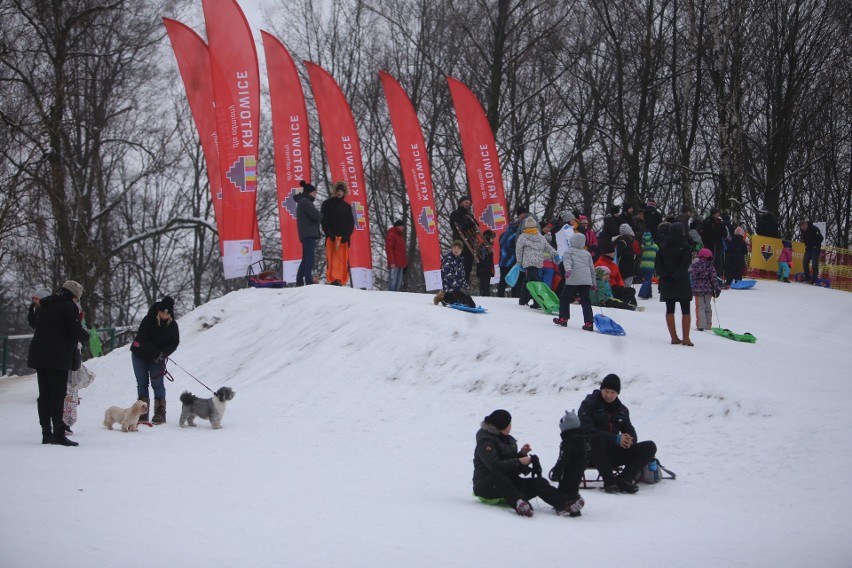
[
  {"x1": 579, "y1": 374, "x2": 656, "y2": 494},
  {"x1": 434, "y1": 240, "x2": 476, "y2": 308},
  {"x1": 473, "y1": 409, "x2": 584, "y2": 517}
]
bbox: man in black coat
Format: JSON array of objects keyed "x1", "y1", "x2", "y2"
[
  {"x1": 644, "y1": 200, "x2": 664, "y2": 243},
  {"x1": 755, "y1": 208, "x2": 779, "y2": 238},
  {"x1": 578, "y1": 374, "x2": 657, "y2": 494},
  {"x1": 449, "y1": 195, "x2": 478, "y2": 282},
  {"x1": 473, "y1": 409, "x2": 584, "y2": 517},
  {"x1": 296, "y1": 180, "x2": 323, "y2": 286},
  {"x1": 320, "y1": 181, "x2": 356, "y2": 285},
  {"x1": 701, "y1": 209, "x2": 728, "y2": 276},
  {"x1": 798, "y1": 220, "x2": 824, "y2": 283},
  {"x1": 27, "y1": 280, "x2": 90, "y2": 446}
]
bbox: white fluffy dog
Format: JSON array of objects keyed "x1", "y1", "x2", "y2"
[
  {"x1": 103, "y1": 400, "x2": 148, "y2": 432},
  {"x1": 179, "y1": 387, "x2": 235, "y2": 429}
]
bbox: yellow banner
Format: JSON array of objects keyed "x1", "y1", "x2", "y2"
[{"x1": 749, "y1": 235, "x2": 804, "y2": 274}]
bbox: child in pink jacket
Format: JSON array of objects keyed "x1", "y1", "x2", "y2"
[{"x1": 777, "y1": 240, "x2": 793, "y2": 283}]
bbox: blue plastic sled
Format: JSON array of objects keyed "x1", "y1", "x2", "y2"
[
  {"x1": 593, "y1": 313, "x2": 626, "y2": 336},
  {"x1": 505, "y1": 264, "x2": 523, "y2": 287},
  {"x1": 730, "y1": 280, "x2": 756, "y2": 290},
  {"x1": 449, "y1": 304, "x2": 487, "y2": 314}
]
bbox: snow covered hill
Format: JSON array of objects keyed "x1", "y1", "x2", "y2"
[{"x1": 1, "y1": 281, "x2": 851, "y2": 567}]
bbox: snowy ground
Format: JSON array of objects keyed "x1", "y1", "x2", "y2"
[{"x1": 1, "y1": 279, "x2": 851, "y2": 567}]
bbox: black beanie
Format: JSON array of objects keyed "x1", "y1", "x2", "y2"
[
  {"x1": 393, "y1": 220, "x2": 404, "y2": 227},
  {"x1": 160, "y1": 296, "x2": 175, "y2": 315},
  {"x1": 484, "y1": 409, "x2": 512, "y2": 430},
  {"x1": 300, "y1": 180, "x2": 317, "y2": 194},
  {"x1": 600, "y1": 373, "x2": 621, "y2": 394},
  {"x1": 458, "y1": 195, "x2": 472, "y2": 206}
]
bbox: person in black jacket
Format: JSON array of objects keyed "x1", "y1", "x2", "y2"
[
  {"x1": 295, "y1": 180, "x2": 323, "y2": 286},
  {"x1": 473, "y1": 409, "x2": 584, "y2": 518},
  {"x1": 131, "y1": 296, "x2": 180, "y2": 425},
  {"x1": 656, "y1": 222, "x2": 694, "y2": 345},
  {"x1": 755, "y1": 208, "x2": 779, "y2": 238},
  {"x1": 449, "y1": 195, "x2": 478, "y2": 282},
  {"x1": 798, "y1": 220, "x2": 824, "y2": 283},
  {"x1": 644, "y1": 199, "x2": 663, "y2": 243},
  {"x1": 725, "y1": 227, "x2": 749, "y2": 286},
  {"x1": 578, "y1": 374, "x2": 657, "y2": 494},
  {"x1": 27, "y1": 280, "x2": 90, "y2": 446},
  {"x1": 320, "y1": 181, "x2": 356, "y2": 285},
  {"x1": 548, "y1": 411, "x2": 587, "y2": 509},
  {"x1": 701, "y1": 210, "x2": 728, "y2": 276}
]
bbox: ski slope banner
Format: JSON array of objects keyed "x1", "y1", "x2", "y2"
[
  {"x1": 379, "y1": 71, "x2": 442, "y2": 292},
  {"x1": 262, "y1": 31, "x2": 311, "y2": 284},
  {"x1": 202, "y1": 0, "x2": 262, "y2": 279},
  {"x1": 447, "y1": 77, "x2": 509, "y2": 283},
  {"x1": 304, "y1": 61, "x2": 373, "y2": 289},
  {"x1": 163, "y1": 18, "x2": 224, "y2": 255},
  {"x1": 749, "y1": 235, "x2": 804, "y2": 274}
]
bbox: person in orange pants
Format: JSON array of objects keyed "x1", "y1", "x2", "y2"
[{"x1": 320, "y1": 181, "x2": 355, "y2": 285}]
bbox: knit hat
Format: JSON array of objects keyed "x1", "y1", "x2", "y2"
[
  {"x1": 484, "y1": 409, "x2": 512, "y2": 430},
  {"x1": 646, "y1": 200, "x2": 657, "y2": 208},
  {"x1": 782, "y1": 240, "x2": 792, "y2": 248},
  {"x1": 160, "y1": 296, "x2": 175, "y2": 315},
  {"x1": 62, "y1": 280, "x2": 84, "y2": 299},
  {"x1": 559, "y1": 410, "x2": 581, "y2": 432},
  {"x1": 734, "y1": 226, "x2": 745, "y2": 237},
  {"x1": 600, "y1": 373, "x2": 621, "y2": 394},
  {"x1": 299, "y1": 180, "x2": 316, "y2": 194},
  {"x1": 698, "y1": 248, "x2": 713, "y2": 260},
  {"x1": 619, "y1": 223, "x2": 634, "y2": 237},
  {"x1": 523, "y1": 216, "x2": 539, "y2": 230},
  {"x1": 393, "y1": 220, "x2": 404, "y2": 227},
  {"x1": 452, "y1": 240, "x2": 464, "y2": 250},
  {"x1": 560, "y1": 211, "x2": 575, "y2": 223},
  {"x1": 458, "y1": 195, "x2": 472, "y2": 206},
  {"x1": 515, "y1": 206, "x2": 528, "y2": 215},
  {"x1": 609, "y1": 204, "x2": 621, "y2": 215},
  {"x1": 33, "y1": 287, "x2": 52, "y2": 300}
]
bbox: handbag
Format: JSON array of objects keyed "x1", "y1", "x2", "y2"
[{"x1": 505, "y1": 263, "x2": 523, "y2": 287}]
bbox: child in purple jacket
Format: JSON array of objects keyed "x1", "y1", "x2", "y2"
[{"x1": 689, "y1": 248, "x2": 722, "y2": 331}]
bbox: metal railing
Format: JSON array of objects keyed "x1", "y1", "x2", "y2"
[{"x1": 1, "y1": 326, "x2": 134, "y2": 377}]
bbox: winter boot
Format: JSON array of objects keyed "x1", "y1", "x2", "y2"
[
  {"x1": 681, "y1": 315, "x2": 694, "y2": 346},
  {"x1": 41, "y1": 426, "x2": 53, "y2": 445},
  {"x1": 666, "y1": 314, "x2": 681, "y2": 344},
  {"x1": 152, "y1": 399, "x2": 167, "y2": 425},
  {"x1": 52, "y1": 428, "x2": 79, "y2": 447},
  {"x1": 138, "y1": 398, "x2": 150, "y2": 423},
  {"x1": 553, "y1": 317, "x2": 568, "y2": 327},
  {"x1": 582, "y1": 322, "x2": 594, "y2": 332},
  {"x1": 616, "y1": 477, "x2": 639, "y2": 494},
  {"x1": 514, "y1": 499, "x2": 534, "y2": 517},
  {"x1": 557, "y1": 494, "x2": 585, "y2": 517}
]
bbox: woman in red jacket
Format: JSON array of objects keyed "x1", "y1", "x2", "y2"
[{"x1": 385, "y1": 220, "x2": 407, "y2": 291}]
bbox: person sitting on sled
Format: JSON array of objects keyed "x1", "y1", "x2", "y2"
[
  {"x1": 590, "y1": 266, "x2": 636, "y2": 311},
  {"x1": 473, "y1": 409, "x2": 584, "y2": 518},
  {"x1": 578, "y1": 374, "x2": 657, "y2": 494},
  {"x1": 689, "y1": 248, "x2": 722, "y2": 331},
  {"x1": 434, "y1": 241, "x2": 476, "y2": 308}
]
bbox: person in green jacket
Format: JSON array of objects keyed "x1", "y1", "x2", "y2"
[
  {"x1": 638, "y1": 231, "x2": 658, "y2": 299},
  {"x1": 590, "y1": 267, "x2": 636, "y2": 311}
]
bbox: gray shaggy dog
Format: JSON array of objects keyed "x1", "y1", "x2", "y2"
[{"x1": 178, "y1": 387, "x2": 236, "y2": 429}]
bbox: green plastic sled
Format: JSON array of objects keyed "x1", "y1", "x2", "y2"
[
  {"x1": 474, "y1": 494, "x2": 510, "y2": 507},
  {"x1": 711, "y1": 327, "x2": 757, "y2": 343},
  {"x1": 526, "y1": 281, "x2": 560, "y2": 314}
]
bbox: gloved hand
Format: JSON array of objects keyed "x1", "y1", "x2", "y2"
[
  {"x1": 592, "y1": 284, "x2": 598, "y2": 291},
  {"x1": 553, "y1": 254, "x2": 562, "y2": 264},
  {"x1": 154, "y1": 352, "x2": 166, "y2": 363},
  {"x1": 564, "y1": 271, "x2": 571, "y2": 279},
  {"x1": 530, "y1": 454, "x2": 542, "y2": 478}
]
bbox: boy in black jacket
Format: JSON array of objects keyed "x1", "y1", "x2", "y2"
[{"x1": 578, "y1": 374, "x2": 657, "y2": 494}]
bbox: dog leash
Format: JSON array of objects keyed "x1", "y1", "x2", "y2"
[{"x1": 165, "y1": 356, "x2": 215, "y2": 394}]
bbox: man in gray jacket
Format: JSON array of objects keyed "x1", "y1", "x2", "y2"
[{"x1": 296, "y1": 180, "x2": 322, "y2": 286}]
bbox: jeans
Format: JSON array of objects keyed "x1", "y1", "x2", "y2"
[
  {"x1": 388, "y1": 267, "x2": 403, "y2": 291},
  {"x1": 638, "y1": 268, "x2": 654, "y2": 299},
  {"x1": 559, "y1": 284, "x2": 593, "y2": 322},
  {"x1": 519, "y1": 266, "x2": 541, "y2": 307},
  {"x1": 296, "y1": 237, "x2": 317, "y2": 286},
  {"x1": 803, "y1": 248, "x2": 819, "y2": 281},
  {"x1": 133, "y1": 353, "x2": 166, "y2": 400}
]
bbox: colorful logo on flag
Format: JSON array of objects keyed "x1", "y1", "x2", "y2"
[
  {"x1": 760, "y1": 244, "x2": 774, "y2": 262},
  {"x1": 479, "y1": 203, "x2": 507, "y2": 231},
  {"x1": 240, "y1": 244, "x2": 251, "y2": 255},
  {"x1": 352, "y1": 202, "x2": 367, "y2": 230},
  {"x1": 418, "y1": 206, "x2": 437, "y2": 235},
  {"x1": 282, "y1": 187, "x2": 299, "y2": 220},
  {"x1": 226, "y1": 156, "x2": 257, "y2": 193}
]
